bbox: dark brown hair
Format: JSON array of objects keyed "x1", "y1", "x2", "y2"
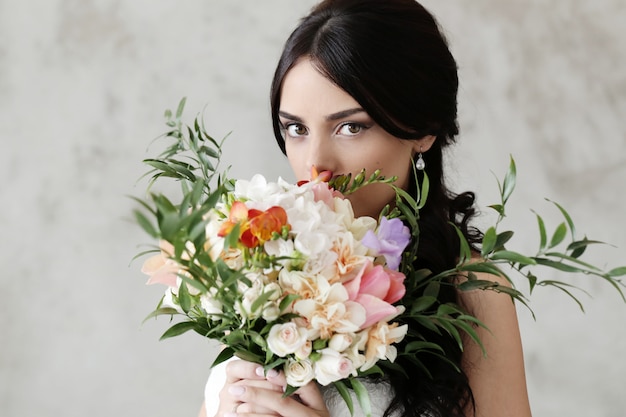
[{"x1": 270, "y1": 1, "x2": 481, "y2": 416}]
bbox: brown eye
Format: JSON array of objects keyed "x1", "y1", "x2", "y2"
[
  {"x1": 338, "y1": 123, "x2": 365, "y2": 136},
  {"x1": 287, "y1": 123, "x2": 308, "y2": 137}
]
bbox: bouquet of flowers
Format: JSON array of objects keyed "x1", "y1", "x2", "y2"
[{"x1": 134, "y1": 99, "x2": 625, "y2": 416}]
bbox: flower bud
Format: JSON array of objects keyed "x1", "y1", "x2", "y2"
[{"x1": 328, "y1": 334, "x2": 353, "y2": 352}]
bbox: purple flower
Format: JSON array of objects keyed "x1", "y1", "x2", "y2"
[{"x1": 361, "y1": 217, "x2": 411, "y2": 270}]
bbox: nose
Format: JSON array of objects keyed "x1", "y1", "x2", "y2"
[{"x1": 306, "y1": 133, "x2": 336, "y2": 176}]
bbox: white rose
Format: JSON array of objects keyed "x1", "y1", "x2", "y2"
[
  {"x1": 267, "y1": 322, "x2": 308, "y2": 357},
  {"x1": 314, "y1": 348, "x2": 355, "y2": 386},
  {"x1": 284, "y1": 358, "x2": 315, "y2": 387}
]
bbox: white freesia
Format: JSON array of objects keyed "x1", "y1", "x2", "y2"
[
  {"x1": 329, "y1": 334, "x2": 353, "y2": 353},
  {"x1": 161, "y1": 287, "x2": 184, "y2": 313},
  {"x1": 263, "y1": 282, "x2": 282, "y2": 301},
  {"x1": 333, "y1": 197, "x2": 377, "y2": 240},
  {"x1": 262, "y1": 303, "x2": 281, "y2": 322},
  {"x1": 314, "y1": 348, "x2": 356, "y2": 386},
  {"x1": 285, "y1": 358, "x2": 315, "y2": 387},
  {"x1": 237, "y1": 279, "x2": 265, "y2": 319},
  {"x1": 267, "y1": 322, "x2": 308, "y2": 357},
  {"x1": 234, "y1": 174, "x2": 284, "y2": 204},
  {"x1": 360, "y1": 322, "x2": 409, "y2": 371},
  {"x1": 200, "y1": 289, "x2": 223, "y2": 319}
]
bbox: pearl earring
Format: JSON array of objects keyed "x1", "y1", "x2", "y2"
[{"x1": 415, "y1": 149, "x2": 425, "y2": 171}]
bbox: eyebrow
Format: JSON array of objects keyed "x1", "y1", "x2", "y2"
[{"x1": 279, "y1": 107, "x2": 366, "y2": 122}]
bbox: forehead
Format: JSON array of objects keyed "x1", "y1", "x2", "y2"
[{"x1": 280, "y1": 57, "x2": 360, "y2": 115}]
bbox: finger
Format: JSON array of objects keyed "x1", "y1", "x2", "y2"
[
  {"x1": 224, "y1": 360, "x2": 268, "y2": 384},
  {"x1": 219, "y1": 379, "x2": 283, "y2": 416},
  {"x1": 229, "y1": 384, "x2": 328, "y2": 417},
  {"x1": 292, "y1": 382, "x2": 327, "y2": 411},
  {"x1": 259, "y1": 368, "x2": 325, "y2": 410}
]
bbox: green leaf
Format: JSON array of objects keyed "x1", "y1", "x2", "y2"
[
  {"x1": 452, "y1": 224, "x2": 471, "y2": 263},
  {"x1": 549, "y1": 222, "x2": 568, "y2": 248},
  {"x1": 279, "y1": 294, "x2": 300, "y2": 312},
  {"x1": 177, "y1": 279, "x2": 192, "y2": 313},
  {"x1": 333, "y1": 381, "x2": 355, "y2": 417},
  {"x1": 457, "y1": 279, "x2": 502, "y2": 292},
  {"x1": 537, "y1": 280, "x2": 586, "y2": 311},
  {"x1": 502, "y1": 156, "x2": 517, "y2": 204},
  {"x1": 608, "y1": 266, "x2": 626, "y2": 277},
  {"x1": 456, "y1": 262, "x2": 504, "y2": 277},
  {"x1": 534, "y1": 258, "x2": 582, "y2": 273},
  {"x1": 533, "y1": 211, "x2": 547, "y2": 252},
  {"x1": 424, "y1": 281, "x2": 440, "y2": 298},
  {"x1": 409, "y1": 296, "x2": 437, "y2": 313},
  {"x1": 250, "y1": 289, "x2": 276, "y2": 315},
  {"x1": 495, "y1": 230, "x2": 514, "y2": 249},
  {"x1": 481, "y1": 227, "x2": 496, "y2": 257},
  {"x1": 543, "y1": 252, "x2": 602, "y2": 272},
  {"x1": 567, "y1": 238, "x2": 605, "y2": 259},
  {"x1": 234, "y1": 349, "x2": 263, "y2": 363},
  {"x1": 351, "y1": 378, "x2": 372, "y2": 417},
  {"x1": 160, "y1": 321, "x2": 197, "y2": 340},
  {"x1": 455, "y1": 319, "x2": 486, "y2": 354},
  {"x1": 175, "y1": 97, "x2": 187, "y2": 118},
  {"x1": 416, "y1": 173, "x2": 430, "y2": 210},
  {"x1": 527, "y1": 272, "x2": 538, "y2": 293},
  {"x1": 404, "y1": 340, "x2": 444, "y2": 353},
  {"x1": 489, "y1": 250, "x2": 537, "y2": 266},
  {"x1": 211, "y1": 347, "x2": 235, "y2": 367},
  {"x1": 142, "y1": 307, "x2": 179, "y2": 323},
  {"x1": 548, "y1": 199, "x2": 576, "y2": 240},
  {"x1": 133, "y1": 210, "x2": 159, "y2": 238},
  {"x1": 488, "y1": 204, "x2": 505, "y2": 216}
]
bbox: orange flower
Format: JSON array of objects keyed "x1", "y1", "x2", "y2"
[
  {"x1": 297, "y1": 165, "x2": 333, "y2": 186},
  {"x1": 218, "y1": 201, "x2": 290, "y2": 249}
]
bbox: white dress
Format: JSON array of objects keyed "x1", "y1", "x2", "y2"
[{"x1": 204, "y1": 358, "x2": 401, "y2": 417}]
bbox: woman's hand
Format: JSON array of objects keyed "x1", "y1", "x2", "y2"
[{"x1": 217, "y1": 359, "x2": 330, "y2": 417}]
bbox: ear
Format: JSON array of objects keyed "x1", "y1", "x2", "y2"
[{"x1": 412, "y1": 135, "x2": 436, "y2": 153}]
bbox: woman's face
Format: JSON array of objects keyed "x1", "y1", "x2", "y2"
[{"x1": 279, "y1": 57, "x2": 433, "y2": 218}]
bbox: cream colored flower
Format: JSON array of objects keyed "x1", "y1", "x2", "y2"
[
  {"x1": 284, "y1": 358, "x2": 315, "y2": 387},
  {"x1": 360, "y1": 322, "x2": 408, "y2": 371},
  {"x1": 314, "y1": 348, "x2": 355, "y2": 386},
  {"x1": 328, "y1": 334, "x2": 354, "y2": 353},
  {"x1": 330, "y1": 232, "x2": 370, "y2": 284},
  {"x1": 295, "y1": 340, "x2": 313, "y2": 360},
  {"x1": 262, "y1": 303, "x2": 281, "y2": 322},
  {"x1": 200, "y1": 292, "x2": 223, "y2": 320},
  {"x1": 267, "y1": 322, "x2": 308, "y2": 357}
]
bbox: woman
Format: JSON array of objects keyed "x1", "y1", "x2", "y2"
[{"x1": 200, "y1": 0, "x2": 532, "y2": 416}]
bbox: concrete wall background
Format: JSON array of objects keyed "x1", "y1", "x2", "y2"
[{"x1": 1, "y1": 1, "x2": 624, "y2": 416}]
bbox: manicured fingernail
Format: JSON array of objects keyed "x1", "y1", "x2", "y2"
[
  {"x1": 255, "y1": 366, "x2": 265, "y2": 377},
  {"x1": 266, "y1": 369, "x2": 279, "y2": 378},
  {"x1": 228, "y1": 385, "x2": 245, "y2": 396}
]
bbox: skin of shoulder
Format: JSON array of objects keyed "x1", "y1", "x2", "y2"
[{"x1": 457, "y1": 269, "x2": 533, "y2": 417}]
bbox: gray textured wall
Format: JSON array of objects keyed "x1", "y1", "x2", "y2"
[{"x1": 1, "y1": 1, "x2": 625, "y2": 416}]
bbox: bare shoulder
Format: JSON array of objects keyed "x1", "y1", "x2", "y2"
[{"x1": 457, "y1": 266, "x2": 533, "y2": 417}]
